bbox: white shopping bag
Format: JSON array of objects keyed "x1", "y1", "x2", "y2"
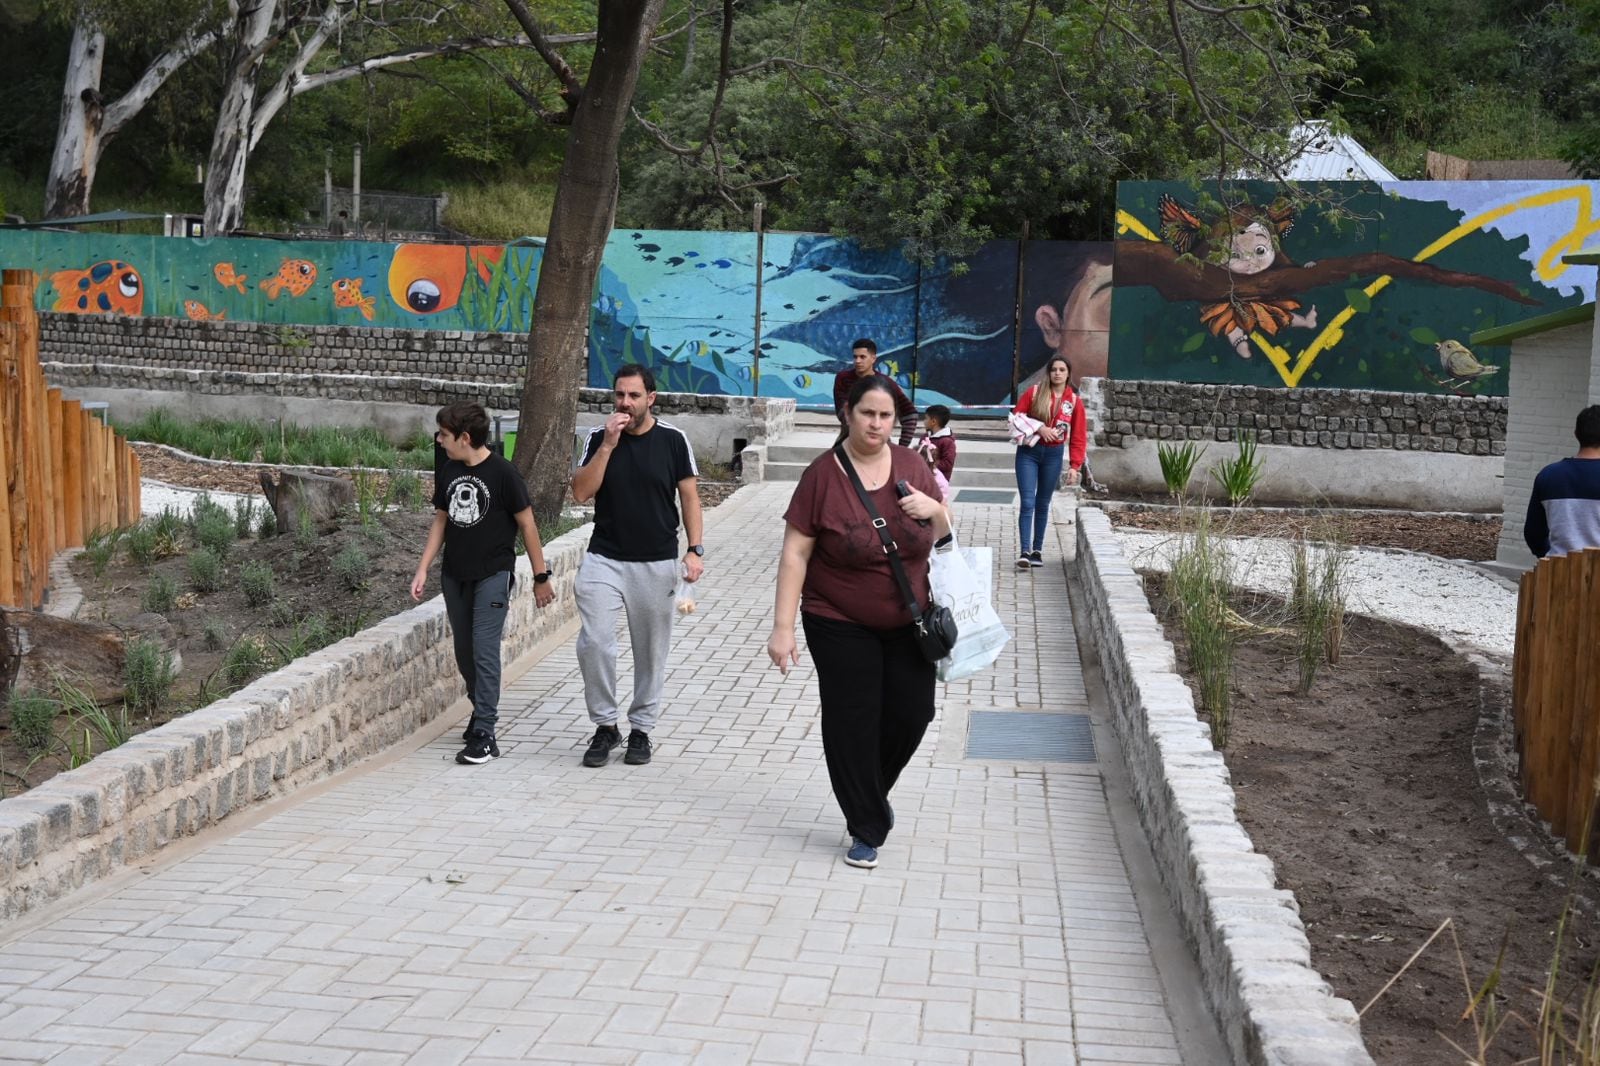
[{"x1": 929, "y1": 539, "x2": 1010, "y2": 682}]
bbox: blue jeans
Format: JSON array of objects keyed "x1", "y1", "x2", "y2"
[{"x1": 1015, "y1": 444, "x2": 1065, "y2": 554}]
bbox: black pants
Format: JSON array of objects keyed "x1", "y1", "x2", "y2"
[{"x1": 802, "y1": 612, "x2": 936, "y2": 848}]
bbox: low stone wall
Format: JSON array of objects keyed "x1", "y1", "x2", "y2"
[
  {"x1": 0, "y1": 524, "x2": 591, "y2": 925},
  {"x1": 43, "y1": 362, "x2": 795, "y2": 461},
  {"x1": 1074, "y1": 508, "x2": 1373, "y2": 1066},
  {"x1": 1094, "y1": 379, "x2": 1507, "y2": 454}
]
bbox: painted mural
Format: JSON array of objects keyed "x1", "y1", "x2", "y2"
[
  {"x1": 1113, "y1": 180, "x2": 1600, "y2": 394},
  {"x1": 0, "y1": 227, "x2": 1112, "y2": 410}
]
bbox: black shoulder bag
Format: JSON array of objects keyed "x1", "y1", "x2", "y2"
[{"x1": 833, "y1": 445, "x2": 957, "y2": 662}]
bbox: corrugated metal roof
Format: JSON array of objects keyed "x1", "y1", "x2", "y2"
[{"x1": 1239, "y1": 121, "x2": 1399, "y2": 182}]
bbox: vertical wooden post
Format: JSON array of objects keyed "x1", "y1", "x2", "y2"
[
  {"x1": 128, "y1": 449, "x2": 140, "y2": 521},
  {"x1": 0, "y1": 322, "x2": 14, "y2": 605},
  {"x1": 61, "y1": 398, "x2": 83, "y2": 547},
  {"x1": 47, "y1": 388, "x2": 64, "y2": 554},
  {"x1": 3, "y1": 270, "x2": 45, "y2": 608},
  {"x1": 1564, "y1": 551, "x2": 1600, "y2": 854},
  {"x1": 0, "y1": 312, "x2": 27, "y2": 607},
  {"x1": 79, "y1": 410, "x2": 97, "y2": 540}
]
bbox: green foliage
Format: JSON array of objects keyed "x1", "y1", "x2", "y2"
[
  {"x1": 384, "y1": 470, "x2": 423, "y2": 512},
  {"x1": 233, "y1": 497, "x2": 257, "y2": 539},
  {"x1": 1211, "y1": 432, "x2": 1266, "y2": 506},
  {"x1": 194, "y1": 508, "x2": 235, "y2": 557},
  {"x1": 53, "y1": 676, "x2": 128, "y2": 752},
  {"x1": 442, "y1": 174, "x2": 557, "y2": 239},
  {"x1": 1156, "y1": 440, "x2": 1206, "y2": 499},
  {"x1": 141, "y1": 574, "x2": 177, "y2": 614},
  {"x1": 1289, "y1": 533, "x2": 1349, "y2": 696},
  {"x1": 239, "y1": 560, "x2": 276, "y2": 608},
  {"x1": 187, "y1": 546, "x2": 224, "y2": 593},
  {"x1": 6, "y1": 687, "x2": 56, "y2": 752},
  {"x1": 122, "y1": 524, "x2": 158, "y2": 567},
  {"x1": 294, "y1": 509, "x2": 317, "y2": 550},
  {"x1": 1167, "y1": 510, "x2": 1237, "y2": 748},
  {"x1": 221, "y1": 636, "x2": 272, "y2": 688},
  {"x1": 270, "y1": 614, "x2": 333, "y2": 664},
  {"x1": 118, "y1": 409, "x2": 432, "y2": 470},
  {"x1": 201, "y1": 618, "x2": 228, "y2": 652},
  {"x1": 332, "y1": 543, "x2": 369, "y2": 591},
  {"x1": 82, "y1": 525, "x2": 122, "y2": 576},
  {"x1": 123, "y1": 637, "x2": 177, "y2": 714},
  {"x1": 256, "y1": 507, "x2": 277, "y2": 539}
]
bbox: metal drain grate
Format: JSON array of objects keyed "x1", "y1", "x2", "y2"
[
  {"x1": 965, "y1": 711, "x2": 1096, "y2": 762},
  {"x1": 954, "y1": 489, "x2": 1016, "y2": 504}
]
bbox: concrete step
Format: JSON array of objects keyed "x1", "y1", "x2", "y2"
[
  {"x1": 763, "y1": 458, "x2": 1018, "y2": 490},
  {"x1": 767, "y1": 430, "x2": 1019, "y2": 470}
]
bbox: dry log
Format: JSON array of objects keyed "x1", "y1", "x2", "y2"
[
  {"x1": 258, "y1": 469, "x2": 354, "y2": 535},
  {"x1": 0, "y1": 609, "x2": 180, "y2": 704}
]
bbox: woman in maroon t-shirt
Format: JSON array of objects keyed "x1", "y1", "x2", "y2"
[{"x1": 767, "y1": 376, "x2": 952, "y2": 870}]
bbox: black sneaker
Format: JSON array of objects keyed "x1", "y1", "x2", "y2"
[
  {"x1": 623, "y1": 729, "x2": 652, "y2": 765},
  {"x1": 456, "y1": 732, "x2": 500, "y2": 765},
  {"x1": 462, "y1": 716, "x2": 485, "y2": 743},
  {"x1": 1028, "y1": 551, "x2": 1044, "y2": 567},
  {"x1": 583, "y1": 725, "x2": 621, "y2": 767}
]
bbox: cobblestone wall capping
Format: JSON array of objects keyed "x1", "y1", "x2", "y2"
[
  {"x1": 1075, "y1": 508, "x2": 1374, "y2": 1066},
  {"x1": 43, "y1": 362, "x2": 795, "y2": 443},
  {"x1": 1093, "y1": 379, "x2": 1507, "y2": 455},
  {"x1": 0, "y1": 524, "x2": 593, "y2": 925}
]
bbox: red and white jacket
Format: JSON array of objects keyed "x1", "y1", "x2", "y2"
[{"x1": 1013, "y1": 384, "x2": 1087, "y2": 471}]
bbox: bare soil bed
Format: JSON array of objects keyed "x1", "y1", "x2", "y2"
[
  {"x1": 1108, "y1": 503, "x2": 1502, "y2": 562},
  {"x1": 1146, "y1": 576, "x2": 1600, "y2": 1064},
  {"x1": 3, "y1": 451, "x2": 739, "y2": 798}
]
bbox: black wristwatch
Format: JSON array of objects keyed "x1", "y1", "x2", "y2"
[
  {"x1": 533, "y1": 569, "x2": 553, "y2": 584},
  {"x1": 686, "y1": 544, "x2": 705, "y2": 557}
]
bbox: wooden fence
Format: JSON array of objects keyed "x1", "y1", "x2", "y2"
[
  {"x1": 1513, "y1": 548, "x2": 1600, "y2": 858},
  {"x1": 0, "y1": 269, "x2": 141, "y2": 610}
]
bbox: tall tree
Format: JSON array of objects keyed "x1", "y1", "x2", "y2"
[
  {"x1": 506, "y1": 0, "x2": 668, "y2": 524},
  {"x1": 42, "y1": 0, "x2": 223, "y2": 218}
]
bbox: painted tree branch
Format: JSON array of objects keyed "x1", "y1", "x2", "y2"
[{"x1": 1112, "y1": 241, "x2": 1543, "y2": 306}]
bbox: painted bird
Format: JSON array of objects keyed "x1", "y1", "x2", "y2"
[{"x1": 1435, "y1": 339, "x2": 1499, "y2": 382}]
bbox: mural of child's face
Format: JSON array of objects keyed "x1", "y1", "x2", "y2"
[
  {"x1": 1227, "y1": 222, "x2": 1276, "y2": 275},
  {"x1": 1034, "y1": 256, "x2": 1112, "y2": 382}
]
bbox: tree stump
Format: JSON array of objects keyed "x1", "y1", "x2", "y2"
[
  {"x1": 0, "y1": 608, "x2": 180, "y2": 704},
  {"x1": 258, "y1": 469, "x2": 354, "y2": 535}
]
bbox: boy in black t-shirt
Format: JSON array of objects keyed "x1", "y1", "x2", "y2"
[{"x1": 411, "y1": 402, "x2": 555, "y2": 764}]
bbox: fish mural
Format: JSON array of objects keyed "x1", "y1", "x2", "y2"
[
  {"x1": 48, "y1": 260, "x2": 143, "y2": 315},
  {"x1": 183, "y1": 300, "x2": 225, "y2": 321},
  {"x1": 261, "y1": 258, "x2": 318, "y2": 299},
  {"x1": 387, "y1": 244, "x2": 505, "y2": 314},
  {"x1": 331, "y1": 278, "x2": 376, "y2": 321},
  {"x1": 214, "y1": 263, "x2": 247, "y2": 293}
]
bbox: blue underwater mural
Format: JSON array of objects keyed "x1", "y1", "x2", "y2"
[{"x1": 0, "y1": 227, "x2": 1114, "y2": 409}]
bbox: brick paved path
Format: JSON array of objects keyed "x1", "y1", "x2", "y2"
[{"x1": 0, "y1": 483, "x2": 1209, "y2": 1065}]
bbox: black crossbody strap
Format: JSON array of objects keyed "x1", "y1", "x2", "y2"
[{"x1": 833, "y1": 444, "x2": 922, "y2": 623}]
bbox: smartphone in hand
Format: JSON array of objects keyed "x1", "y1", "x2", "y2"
[{"x1": 896, "y1": 479, "x2": 931, "y2": 527}]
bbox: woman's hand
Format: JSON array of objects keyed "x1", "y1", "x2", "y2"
[
  {"x1": 409, "y1": 569, "x2": 428, "y2": 601},
  {"x1": 897, "y1": 485, "x2": 943, "y2": 523},
  {"x1": 767, "y1": 627, "x2": 801, "y2": 674},
  {"x1": 1065, "y1": 467, "x2": 1081, "y2": 487},
  {"x1": 1037, "y1": 426, "x2": 1062, "y2": 444}
]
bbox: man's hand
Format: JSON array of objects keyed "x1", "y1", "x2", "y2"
[
  {"x1": 409, "y1": 570, "x2": 427, "y2": 601},
  {"x1": 683, "y1": 553, "x2": 704, "y2": 583},
  {"x1": 602, "y1": 411, "x2": 629, "y2": 447},
  {"x1": 534, "y1": 581, "x2": 555, "y2": 608}
]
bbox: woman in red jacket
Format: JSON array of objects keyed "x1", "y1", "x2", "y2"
[{"x1": 1013, "y1": 356, "x2": 1087, "y2": 569}]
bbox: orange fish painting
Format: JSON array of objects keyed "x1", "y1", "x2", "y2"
[
  {"x1": 183, "y1": 300, "x2": 226, "y2": 322},
  {"x1": 49, "y1": 260, "x2": 144, "y2": 315},
  {"x1": 331, "y1": 278, "x2": 376, "y2": 321},
  {"x1": 213, "y1": 263, "x2": 247, "y2": 293},
  {"x1": 387, "y1": 244, "x2": 503, "y2": 314},
  {"x1": 261, "y1": 258, "x2": 318, "y2": 299}
]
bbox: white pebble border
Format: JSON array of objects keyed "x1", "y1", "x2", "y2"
[
  {"x1": 141, "y1": 479, "x2": 259, "y2": 519},
  {"x1": 1076, "y1": 507, "x2": 1375, "y2": 1066}
]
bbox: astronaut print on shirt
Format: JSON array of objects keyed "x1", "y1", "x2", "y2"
[{"x1": 445, "y1": 474, "x2": 491, "y2": 528}]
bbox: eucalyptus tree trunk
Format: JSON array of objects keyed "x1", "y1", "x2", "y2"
[
  {"x1": 43, "y1": 20, "x2": 107, "y2": 219},
  {"x1": 513, "y1": 0, "x2": 667, "y2": 525},
  {"x1": 202, "y1": 0, "x2": 279, "y2": 235}
]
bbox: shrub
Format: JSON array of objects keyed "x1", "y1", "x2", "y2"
[
  {"x1": 269, "y1": 598, "x2": 298, "y2": 628},
  {"x1": 82, "y1": 526, "x2": 121, "y2": 577},
  {"x1": 1156, "y1": 440, "x2": 1206, "y2": 499},
  {"x1": 187, "y1": 546, "x2": 224, "y2": 592},
  {"x1": 195, "y1": 507, "x2": 236, "y2": 557},
  {"x1": 332, "y1": 543, "x2": 370, "y2": 591},
  {"x1": 54, "y1": 676, "x2": 129, "y2": 752},
  {"x1": 122, "y1": 524, "x2": 158, "y2": 567},
  {"x1": 1211, "y1": 431, "x2": 1266, "y2": 506},
  {"x1": 271, "y1": 614, "x2": 334, "y2": 663},
  {"x1": 295, "y1": 509, "x2": 317, "y2": 549},
  {"x1": 256, "y1": 507, "x2": 277, "y2": 539},
  {"x1": 1168, "y1": 510, "x2": 1237, "y2": 747},
  {"x1": 222, "y1": 636, "x2": 272, "y2": 688},
  {"x1": 233, "y1": 497, "x2": 257, "y2": 539},
  {"x1": 124, "y1": 637, "x2": 177, "y2": 714},
  {"x1": 201, "y1": 618, "x2": 229, "y2": 651},
  {"x1": 142, "y1": 574, "x2": 178, "y2": 614},
  {"x1": 239, "y1": 560, "x2": 275, "y2": 607},
  {"x1": 1289, "y1": 533, "x2": 1350, "y2": 695},
  {"x1": 6, "y1": 688, "x2": 57, "y2": 752},
  {"x1": 385, "y1": 470, "x2": 423, "y2": 511}
]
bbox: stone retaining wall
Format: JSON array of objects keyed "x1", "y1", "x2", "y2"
[
  {"x1": 1074, "y1": 507, "x2": 1373, "y2": 1066},
  {"x1": 0, "y1": 525, "x2": 591, "y2": 925},
  {"x1": 1094, "y1": 379, "x2": 1507, "y2": 455}
]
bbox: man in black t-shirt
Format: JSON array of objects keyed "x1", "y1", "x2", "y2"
[
  {"x1": 411, "y1": 402, "x2": 555, "y2": 765},
  {"x1": 570, "y1": 364, "x2": 704, "y2": 768}
]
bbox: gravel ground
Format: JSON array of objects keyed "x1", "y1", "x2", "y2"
[
  {"x1": 1114, "y1": 529, "x2": 1517, "y2": 660},
  {"x1": 141, "y1": 479, "x2": 257, "y2": 518}
]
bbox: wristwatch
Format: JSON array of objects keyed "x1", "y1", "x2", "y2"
[
  {"x1": 686, "y1": 544, "x2": 705, "y2": 557},
  {"x1": 533, "y1": 569, "x2": 553, "y2": 584}
]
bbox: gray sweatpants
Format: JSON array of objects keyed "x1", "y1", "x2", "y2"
[
  {"x1": 441, "y1": 570, "x2": 512, "y2": 734},
  {"x1": 574, "y1": 553, "x2": 679, "y2": 733}
]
